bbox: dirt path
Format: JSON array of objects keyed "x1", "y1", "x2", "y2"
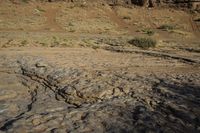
[{"x1": 42, "y1": 6, "x2": 63, "y2": 32}]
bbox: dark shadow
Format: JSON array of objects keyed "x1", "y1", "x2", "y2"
[{"x1": 97, "y1": 77, "x2": 200, "y2": 133}]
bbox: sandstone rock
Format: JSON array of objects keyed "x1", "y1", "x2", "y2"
[
  {"x1": 32, "y1": 119, "x2": 41, "y2": 126},
  {"x1": 0, "y1": 55, "x2": 200, "y2": 132}
]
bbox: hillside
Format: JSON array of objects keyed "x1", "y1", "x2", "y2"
[{"x1": 0, "y1": 0, "x2": 200, "y2": 132}]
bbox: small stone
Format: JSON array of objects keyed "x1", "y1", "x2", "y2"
[
  {"x1": 35, "y1": 62, "x2": 48, "y2": 68},
  {"x1": 32, "y1": 118, "x2": 41, "y2": 126},
  {"x1": 168, "y1": 114, "x2": 176, "y2": 122},
  {"x1": 135, "y1": 105, "x2": 147, "y2": 113},
  {"x1": 34, "y1": 124, "x2": 46, "y2": 132}
]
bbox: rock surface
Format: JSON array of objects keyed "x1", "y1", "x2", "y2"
[{"x1": 0, "y1": 48, "x2": 199, "y2": 132}]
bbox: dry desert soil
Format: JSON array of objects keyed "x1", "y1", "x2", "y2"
[{"x1": 0, "y1": 0, "x2": 200, "y2": 133}]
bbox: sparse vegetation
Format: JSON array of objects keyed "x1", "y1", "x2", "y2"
[
  {"x1": 123, "y1": 16, "x2": 131, "y2": 20},
  {"x1": 91, "y1": 45, "x2": 100, "y2": 50},
  {"x1": 68, "y1": 22, "x2": 74, "y2": 26},
  {"x1": 22, "y1": 0, "x2": 29, "y2": 3},
  {"x1": 21, "y1": 40, "x2": 28, "y2": 46},
  {"x1": 40, "y1": 42, "x2": 48, "y2": 47},
  {"x1": 63, "y1": 39, "x2": 68, "y2": 42},
  {"x1": 61, "y1": 43, "x2": 73, "y2": 47},
  {"x1": 158, "y1": 24, "x2": 175, "y2": 31},
  {"x1": 69, "y1": 28, "x2": 75, "y2": 32},
  {"x1": 142, "y1": 29, "x2": 155, "y2": 36},
  {"x1": 52, "y1": 36, "x2": 60, "y2": 47},
  {"x1": 129, "y1": 37, "x2": 157, "y2": 49},
  {"x1": 0, "y1": 1, "x2": 200, "y2": 133},
  {"x1": 36, "y1": 6, "x2": 46, "y2": 12}
]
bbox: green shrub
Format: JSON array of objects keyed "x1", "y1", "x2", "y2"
[
  {"x1": 158, "y1": 24, "x2": 175, "y2": 31},
  {"x1": 128, "y1": 37, "x2": 157, "y2": 49}
]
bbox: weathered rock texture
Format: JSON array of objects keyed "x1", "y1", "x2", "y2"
[{"x1": 0, "y1": 48, "x2": 199, "y2": 132}]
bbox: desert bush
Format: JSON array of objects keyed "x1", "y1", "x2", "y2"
[
  {"x1": 142, "y1": 29, "x2": 155, "y2": 36},
  {"x1": 128, "y1": 37, "x2": 157, "y2": 49}
]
